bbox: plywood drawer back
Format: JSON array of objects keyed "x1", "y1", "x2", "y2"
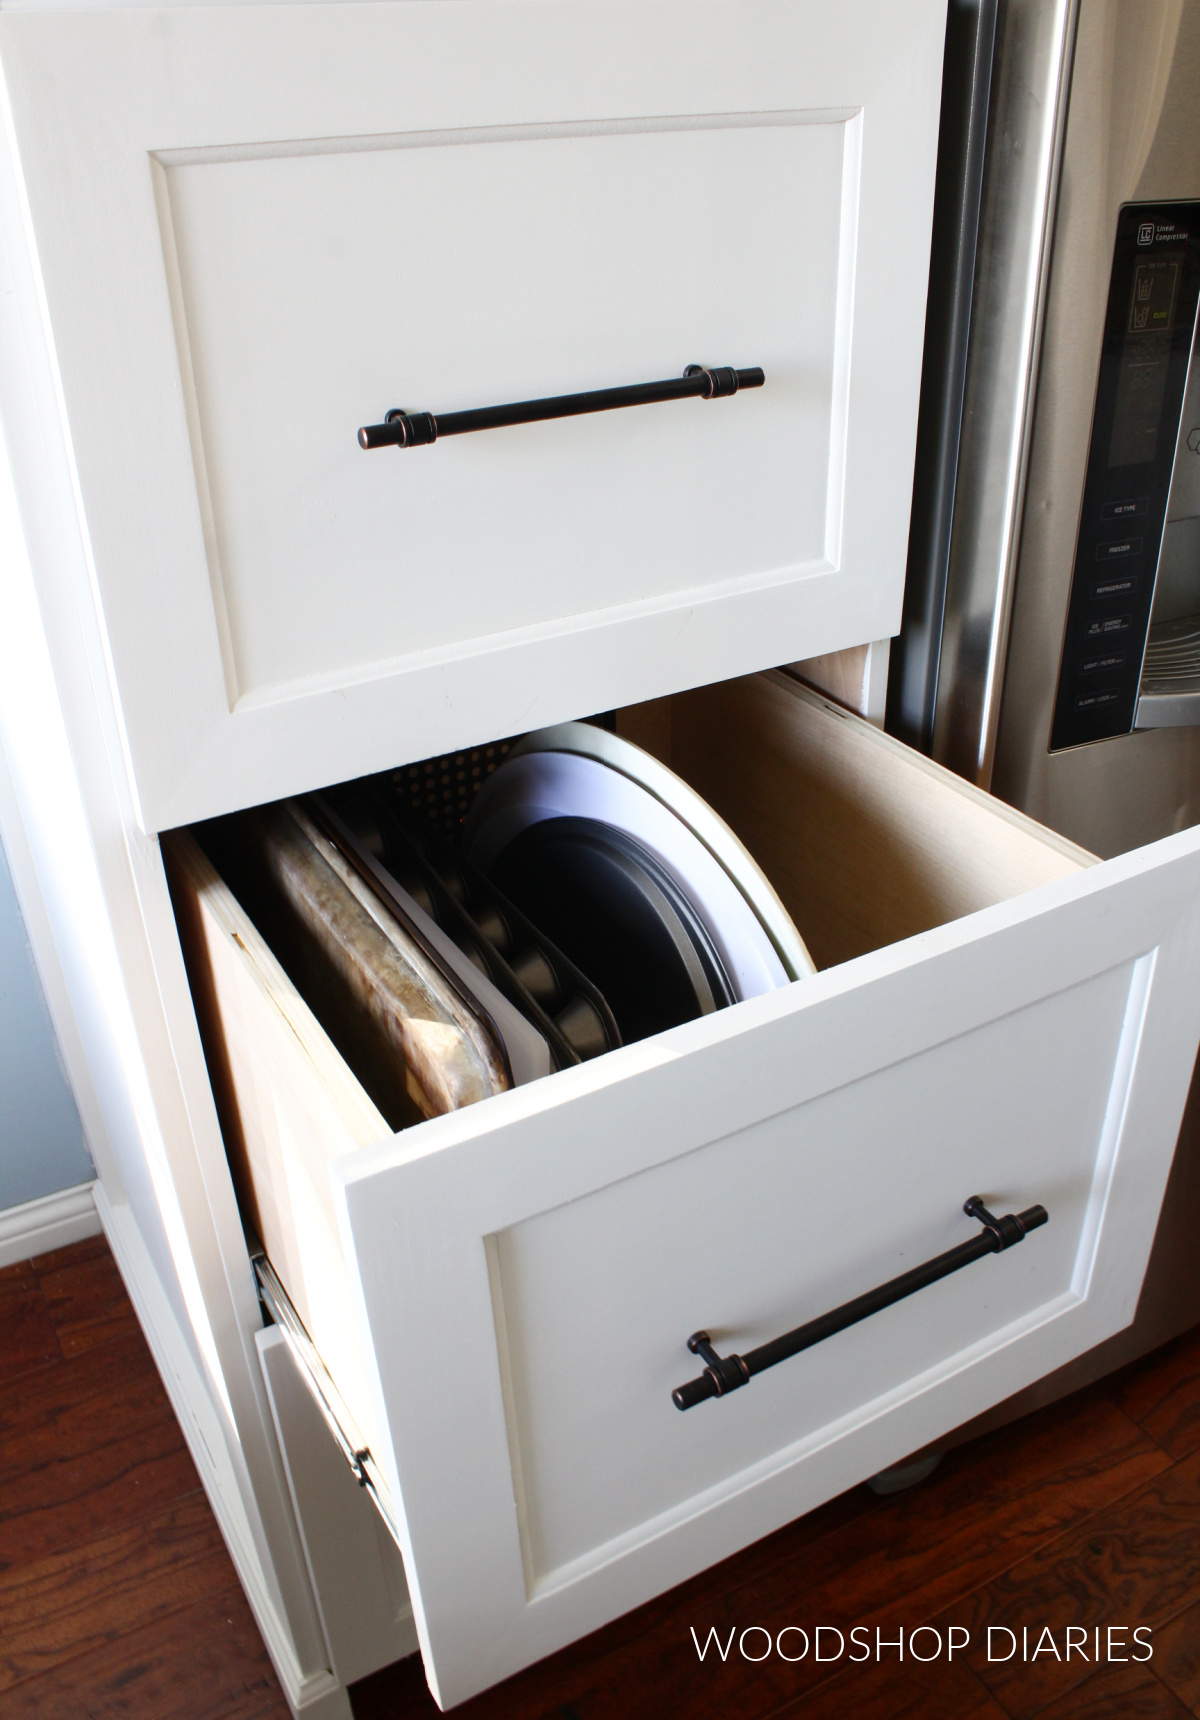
[{"x1": 622, "y1": 672, "x2": 1095, "y2": 969}]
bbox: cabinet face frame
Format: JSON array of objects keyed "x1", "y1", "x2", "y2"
[{"x1": 0, "y1": 0, "x2": 944, "y2": 832}]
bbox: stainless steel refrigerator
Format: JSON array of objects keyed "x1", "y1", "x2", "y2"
[{"x1": 890, "y1": 0, "x2": 1200, "y2": 1422}]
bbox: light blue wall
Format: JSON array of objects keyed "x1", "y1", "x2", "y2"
[{"x1": 0, "y1": 832, "x2": 93, "y2": 1207}]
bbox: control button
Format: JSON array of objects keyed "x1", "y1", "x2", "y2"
[
  {"x1": 1091, "y1": 575, "x2": 1138, "y2": 600},
  {"x1": 1101, "y1": 497, "x2": 1148, "y2": 521},
  {"x1": 1074, "y1": 687, "x2": 1124, "y2": 712},
  {"x1": 1095, "y1": 537, "x2": 1142, "y2": 560},
  {"x1": 1084, "y1": 613, "x2": 1132, "y2": 638},
  {"x1": 1080, "y1": 651, "x2": 1127, "y2": 675}
]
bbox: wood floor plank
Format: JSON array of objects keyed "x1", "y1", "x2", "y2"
[
  {"x1": 31, "y1": 1235, "x2": 110, "y2": 1274},
  {"x1": 0, "y1": 1421, "x2": 200, "y2": 1570},
  {"x1": 0, "y1": 1279, "x2": 61, "y2": 1378},
  {"x1": 1032, "y1": 1661, "x2": 1192, "y2": 1719},
  {"x1": 0, "y1": 1258, "x2": 36, "y2": 1288},
  {"x1": 767, "y1": 1653, "x2": 1008, "y2": 1720},
  {"x1": 1109, "y1": 1328, "x2": 1200, "y2": 1462},
  {"x1": 34, "y1": 1236, "x2": 126, "y2": 1293},
  {"x1": 0, "y1": 1583, "x2": 291, "y2": 1720},
  {"x1": 0, "y1": 1494, "x2": 238, "y2": 1694},
  {"x1": 0, "y1": 1331, "x2": 171, "y2": 1471},
  {"x1": 935, "y1": 1448, "x2": 1200, "y2": 1719},
  {"x1": 1151, "y1": 1598, "x2": 1200, "y2": 1714},
  {"x1": 35, "y1": 1249, "x2": 140, "y2": 1356}
]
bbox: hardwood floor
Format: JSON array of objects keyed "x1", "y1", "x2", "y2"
[
  {"x1": 0, "y1": 1236, "x2": 284, "y2": 1719},
  {"x1": 5, "y1": 1233, "x2": 1200, "y2": 1718}
]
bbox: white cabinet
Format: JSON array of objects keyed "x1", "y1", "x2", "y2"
[
  {"x1": 4, "y1": 3, "x2": 1199, "y2": 1716},
  {"x1": 0, "y1": 0, "x2": 943, "y2": 829}
]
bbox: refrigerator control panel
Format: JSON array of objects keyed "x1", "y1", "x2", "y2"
[{"x1": 1050, "y1": 201, "x2": 1200, "y2": 750}]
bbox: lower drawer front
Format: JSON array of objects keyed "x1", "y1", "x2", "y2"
[
  {"x1": 486, "y1": 978, "x2": 1118, "y2": 1579},
  {"x1": 168, "y1": 671, "x2": 1200, "y2": 1709}
]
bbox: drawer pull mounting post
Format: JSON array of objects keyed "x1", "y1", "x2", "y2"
[
  {"x1": 671, "y1": 1196, "x2": 1049, "y2": 1411},
  {"x1": 357, "y1": 364, "x2": 764, "y2": 449}
]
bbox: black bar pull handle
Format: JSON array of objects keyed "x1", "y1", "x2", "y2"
[
  {"x1": 671, "y1": 1196, "x2": 1049, "y2": 1412},
  {"x1": 358, "y1": 364, "x2": 764, "y2": 450}
]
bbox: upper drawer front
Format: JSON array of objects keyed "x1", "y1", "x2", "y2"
[{"x1": 0, "y1": 1, "x2": 943, "y2": 831}]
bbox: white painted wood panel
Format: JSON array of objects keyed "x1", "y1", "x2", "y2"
[
  {"x1": 492, "y1": 965, "x2": 1129, "y2": 1584},
  {"x1": 164, "y1": 121, "x2": 845, "y2": 699},
  {"x1": 0, "y1": 0, "x2": 944, "y2": 830},
  {"x1": 257, "y1": 1328, "x2": 417, "y2": 1689},
  {"x1": 335, "y1": 824, "x2": 1200, "y2": 1706}
]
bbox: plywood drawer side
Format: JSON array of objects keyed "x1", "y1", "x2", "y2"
[{"x1": 164, "y1": 831, "x2": 389, "y2": 1459}]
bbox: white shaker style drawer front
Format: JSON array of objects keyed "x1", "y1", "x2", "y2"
[
  {"x1": 0, "y1": 0, "x2": 944, "y2": 832},
  {"x1": 167, "y1": 674, "x2": 1200, "y2": 1709}
]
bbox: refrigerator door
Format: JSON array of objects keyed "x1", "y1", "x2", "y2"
[{"x1": 991, "y1": 0, "x2": 1200, "y2": 858}]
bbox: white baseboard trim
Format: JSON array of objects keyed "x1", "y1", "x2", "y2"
[{"x1": 0, "y1": 1179, "x2": 101, "y2": 1268}]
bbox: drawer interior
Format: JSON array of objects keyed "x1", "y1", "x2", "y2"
[
  {"x1": 163, "y1": 667, "x2": 1094, "y2": 1456},
  {"x1": 618, "y1": 672, "x2": 1091, "y2": 969}
]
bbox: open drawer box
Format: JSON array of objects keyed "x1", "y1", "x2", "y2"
[{"x1": 164, "y1": 668, "x2": 1200, "y2": 1707}]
